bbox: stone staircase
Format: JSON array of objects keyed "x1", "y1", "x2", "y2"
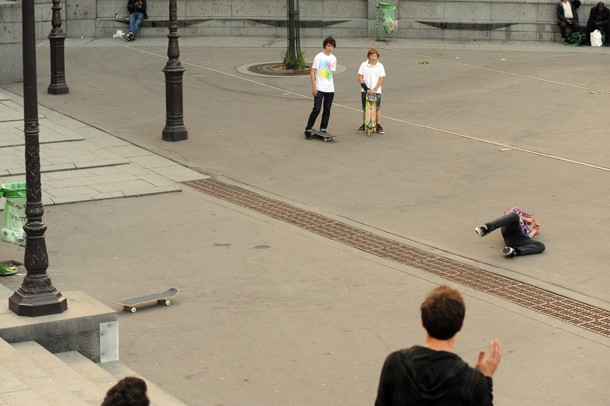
[{"x1": 0, "y1": 339, "x2": 186, "y2": 405}]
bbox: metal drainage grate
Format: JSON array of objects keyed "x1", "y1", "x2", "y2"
[
  {"x1": 184, "y1": 178, "x2": 610, "y2": 338},
  {"x1": 247, "y1": 63, "x2": 311, "y2": 76}
]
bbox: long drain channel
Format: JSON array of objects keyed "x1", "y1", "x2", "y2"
[{"x1": 184, "y1": 178, "x2": 610, "y2": 339}]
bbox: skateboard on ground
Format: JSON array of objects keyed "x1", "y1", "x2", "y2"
[
  {"x1": 114, "y1": 288, "x2": 178, "y2": 313},
  {"x1": 307, "y1": 129, "x2": 336, "y2": 142},
  {"x1": 365, "y1": 93, "x2": 377, "y2": 136}
]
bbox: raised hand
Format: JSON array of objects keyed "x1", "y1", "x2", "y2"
[{"x1": 475, "y1": 340, "x2": 502, "y2": 377}]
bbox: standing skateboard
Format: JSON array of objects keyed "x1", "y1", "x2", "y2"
[
  {"x1": 307, "y1": 129, "x2": 336, "y2": 142},
  {"x1": 114, "y1": 288, "x2": 179, "y2": 313},
  {"x1": 365, "y1": 93, "x2": 377, "y2": 136}
]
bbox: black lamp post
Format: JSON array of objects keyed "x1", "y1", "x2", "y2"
[
  {"x1": 161, "y1": 0, "x2": 188, "y2": 142},
  {"x1": 47, "y1": 0, "x2": 69, "y2": 95},
  {"x1": 9, "y1": 0, "x2": 67, "y2": 316}
]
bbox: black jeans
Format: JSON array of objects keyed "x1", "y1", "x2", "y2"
[
  {"x1": 559, "y1": 20, "x2": 581, "y2": 38},
  {"x1": 587, "y1": 21, "x2": 610, "y2": 43},
  {"x1": 306, "y1": 91, "x2": 334, "y2": 130},
  {"x1": 485, "y1": 213, "x2": 545, "y2": 256}
]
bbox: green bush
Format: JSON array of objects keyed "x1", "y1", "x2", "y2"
[{"x1": 282, "y1": 49, "x2": 306, "y2": 71}]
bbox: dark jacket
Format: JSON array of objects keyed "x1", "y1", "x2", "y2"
[
  {"x1": 375, "y1": 346, "x2": 493, "y2": 406},
  {"x1": 127, "y1": 0, "x2": 148, "y2": 19},
  {"x1": 588, "y1": 6, "x2": 610, "y2": 25},
  {"x1": 557, "y1": 0, "x2": 581, "y2": 22}
]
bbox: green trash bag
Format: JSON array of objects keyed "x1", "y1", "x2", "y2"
[
  {"x1": 1, "y1": 183, "x2": 27, "y2": 247},
  {"x1": 378, "y1": 3, "x2": 397, "y2": 35}
]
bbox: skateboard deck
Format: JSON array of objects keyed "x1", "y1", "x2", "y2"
[
  {"x1": 307, "y1": 129, "x2": 336, "y2": 142},
  {"x1": 114, "y1": 288, "x2": 178, "y2": 313},
  {"x1": 365, "y1": 94, "x2": 377, "y2": 136}
]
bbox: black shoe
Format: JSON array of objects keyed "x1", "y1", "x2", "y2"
[
  {"x1": 320, "y1": 128, "x2": 327, "y2": 133},
  {"x1": 475, "y1": 226, "x2": 488, "y2": 237},
  {"x1": 304, "y1": 129, "x2": 312, "y2": 140},
  {"x1": 357, "y1": 124, "x2": 365, "y2": 134},
  {"x1": 122, "y1": 33, "x2": 132, "y2": 41},
  {"x1": 376, "y1": 124, "x2": 384, "y2": 134},
  {"x1": 503, "y1": 247, "x2": 516, "y2": 258},
  {"x1": 128, "y1": 32, "x2": 135, "y2": 41}
]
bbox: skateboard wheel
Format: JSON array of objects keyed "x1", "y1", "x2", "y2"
[
  {"x1": 129, "y1": 307, "x2": 136, "y2": 313},
  {"x1": 165, "y1": 300, "x2": 171, "y2": 306}
]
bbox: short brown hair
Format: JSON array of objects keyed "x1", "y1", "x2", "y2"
[
  {"x1": 420, "y1": 286, "x2": 465, "y2": 340},
  {"x1": 102, "y1": 377, "x2": 150, "y2": 406},
  {"x1": 323, "y1": 35, "x2": 337, "y2": 48},
  {"x1": 367, "y1": 48, "x2": 380, "y2": 58}
]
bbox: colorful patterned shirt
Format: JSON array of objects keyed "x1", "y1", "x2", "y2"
[
  {"x1": 312, "y1": 51, "x2": 336, "y2": 93},
  {"x1": 504, "y1": 207, "x2": 531, "y2": 239}
]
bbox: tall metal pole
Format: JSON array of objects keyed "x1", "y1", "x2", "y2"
[
  {"x1": 162, "y1": 0, "x2": 188, "y2": 142},
  {"x1": 47, "y1": 0, "x2": 69, "y2": 95},
  {"x1": 9, "y1": 0, "x2": 67, "y2": 316},
  {"x1": 287, "y1": 0, "x2": 296, "y2": 61}
]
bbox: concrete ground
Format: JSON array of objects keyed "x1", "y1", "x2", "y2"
[{"x1": 1, "y1": 37, "x2": 610, "y2": 405}]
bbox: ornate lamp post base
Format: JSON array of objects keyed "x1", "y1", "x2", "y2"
[
  {"x1": 9, "y1": 286, "x2": 67, "y2": 317},
  {"x1": 162, "y1": 66, "x2": 188, "y2": 142}
]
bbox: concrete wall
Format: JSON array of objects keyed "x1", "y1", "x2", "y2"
[
  {"x1": 396, "y1": 0, "x2": 588, "y2": 42},
  {"x1": 0, "y1": 0, "x2": 66, "y2": 84},
  {"x1": 0, "y1": 0, "x2": 598, "y2": 84},
  {"x1": 87, "y1": 0, "x2": 592, "y2": 41},
  {"x1": 0, "y1": 1, "x2": 24, "y2": 84}
]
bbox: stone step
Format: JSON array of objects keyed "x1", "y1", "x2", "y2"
[
  {"x1": 11, "y1": 341, "x2": 105, "y2": 406},
  {"x1": 0, "y1": 339, "x2": 88, "y2": 406},
  {"x1": 99, "y1": 361, "x2": 187, "y2": 406},
  {"x1": 57, "y1": 351, "x2": 185, "y2": 406}
]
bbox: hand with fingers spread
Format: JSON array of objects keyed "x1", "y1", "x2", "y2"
[{"x1": 475, "y1": 339, "x2": 502, "y2": 377}]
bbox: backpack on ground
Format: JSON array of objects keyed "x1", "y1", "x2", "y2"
[{"x1": 565, "y1": 31, "x2": 586, "y2": 46}]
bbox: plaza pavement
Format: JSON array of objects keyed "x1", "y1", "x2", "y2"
[{"x1": 0, "y1": 37, "x2": 609, "y2": 405}]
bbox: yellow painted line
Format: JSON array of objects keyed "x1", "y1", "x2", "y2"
[{"x1": 131, "y1": 46, "x2": 610, "y2": 172}]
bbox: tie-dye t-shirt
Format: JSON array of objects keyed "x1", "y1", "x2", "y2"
[
  {"x1": 504, "y1": 207, "x2": 532, "y2": 238},
  {"x1": 312, "y1": 51, "x2": 337, "y2": 93}
]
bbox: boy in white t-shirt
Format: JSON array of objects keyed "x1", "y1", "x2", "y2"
[
  {"x1": 357, "y1": 48, "x2": 386, "y2": 134},
  {"x1": 305, "y1": 36, "x2": 337, "y2": 140}
]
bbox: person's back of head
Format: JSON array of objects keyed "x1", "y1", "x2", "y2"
[
  {"x1": 420, "y1": 286, "x2": 465, "y2": 340},
  {"x1": 101, "y1": 376, "x2": 150, "y2": 406}
]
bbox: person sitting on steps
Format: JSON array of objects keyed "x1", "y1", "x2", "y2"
[
  {"x1": 123, "y1": 0, "x2": 147, "y2": 42},
  {"x1": 557, "y1": 0, "x2": 582, "y2": 43}
]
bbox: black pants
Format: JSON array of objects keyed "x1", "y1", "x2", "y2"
[
  {"x1": 485, "y1": 213, "x2": 545, "y2": 256},
  {"x1": 558, "y1": 20, "x2": 581, "y2": 38},
  {"x1": 306, "y1": 91, "x2": 334, "y2": 131},
  {"x1": 587, "y1": 21, "x2": 610, "y2": 44}
]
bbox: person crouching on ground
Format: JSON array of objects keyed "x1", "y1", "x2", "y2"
[
  {"x1": 123, "y1": 0, "x2": 147, "y2": 41},
  {"x1": 475, "y1": 207, "x2": 545, "y2": 257},
  {"x1": 374, "y1": 286, "x2": 502, "y2": 406},
  {"x1": 357, "y1": 48, "x2": 386, "y2": 134}
]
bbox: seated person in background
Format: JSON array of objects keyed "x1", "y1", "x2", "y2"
[
  {"x1": 557, "y1": 0, "x2": 582, "y2": 43},
  {"x1": 123, "y1": 0, "x2": 147, "y2": 42},
  {"x1": 587, "y1": 2, "x2": 610, "y2": 45}
]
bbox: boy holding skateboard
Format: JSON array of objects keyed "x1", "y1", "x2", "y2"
[
  {"x1": 305, "y1": 36, "x2": 337, "y2": 140},
  {"x1": 357, "y1": 48, "x2": 386, "y2": 134}
]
